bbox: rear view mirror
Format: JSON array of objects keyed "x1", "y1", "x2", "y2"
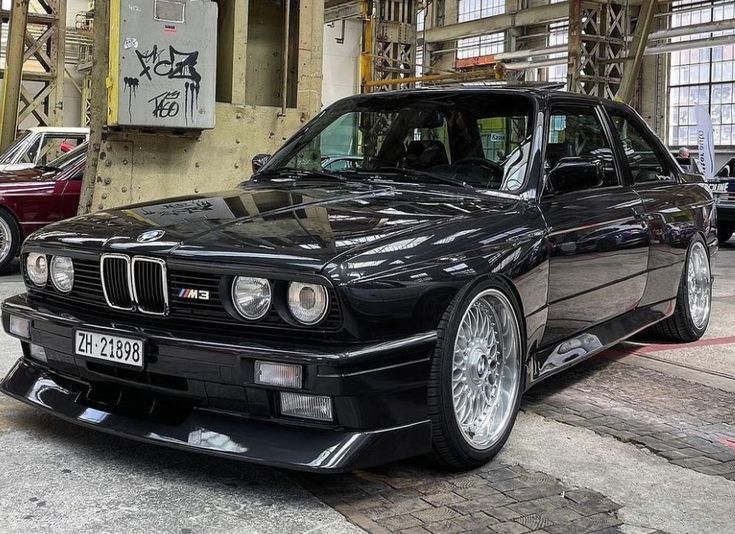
[
  {"x1": 252, "y1": 153, "x2": 271, "y2": 173},
  {"x1": 547, "y1": 157, "x2": 604, "y2": 194}
]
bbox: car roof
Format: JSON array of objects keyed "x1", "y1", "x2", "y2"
[
  {"x1": 341, "y1": 86, "x2": 630, "y2": 110},
  {"x1": 21, "y1": 126, "x2": 90, "y2": 134}
]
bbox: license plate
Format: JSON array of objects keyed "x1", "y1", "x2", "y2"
[{"x1": 75, "y1": 330, "x2": 145, "y2": 369}]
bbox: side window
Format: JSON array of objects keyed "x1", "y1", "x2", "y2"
[
  {"x1": 19, "y1": 136, "x2": 41, "y2": 164},
  {"x1": 545, "y1": 107, "x2": 619, "y2": 193},
  {"x1": 37, "y1": 135, "x2": 71, "y2": 165},
  {"x1": 608, "y1": 112, "x2": 672, "y2": 183}
]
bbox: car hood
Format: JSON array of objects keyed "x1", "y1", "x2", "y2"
[{"x1": 26, "y1": 182, "x2": 525, "y2": 272}]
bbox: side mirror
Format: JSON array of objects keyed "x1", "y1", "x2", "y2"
[
  {"x1": 547, "y1": 157, "x2": 604, "y2": 194},
  {"x1": 252, "y1": 153, "x2": 271, "y2": 173}
]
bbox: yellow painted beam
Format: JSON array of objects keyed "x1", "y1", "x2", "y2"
[{"x1": 106, "y1": 0, "x2": 121, "y2": 126}]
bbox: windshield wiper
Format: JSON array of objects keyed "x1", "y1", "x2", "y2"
[{"x1": 342, "y1": 167, "x2": 474, "y2": 190}]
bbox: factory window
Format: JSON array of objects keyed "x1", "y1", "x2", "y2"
[
  {"x1": 546, "y1": 22, "x2": 568, "y2": 87},
  {"x1": 416, "y1": 7, "x2": 426, "y2": 77},
  {"x1": 457, "y1": 32, "x2": 505, "y2": 60},
  {"x1": 458, "y1": 0, "x2": 505, "y2": 22},
  {"x1": 456, "y1": 1, "x2": 505, "y2": 60},
  {"x1": 668, "y1": 0, "x2": 735, "y2": 147}
]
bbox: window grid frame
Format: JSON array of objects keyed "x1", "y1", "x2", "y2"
[{"x1": 668, "y1": 0, "x2": 735, "y2": 148}]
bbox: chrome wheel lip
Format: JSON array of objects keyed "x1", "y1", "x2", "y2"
[
  {"x1": 687, "y1": 241, "x2": 711, "y2": 330},
  {"x1": 0, "y1": 218, "x2": 12, "y2": 264},
  {"x1": 451, "y1": 288, "x2": 521, "y2": 451}
]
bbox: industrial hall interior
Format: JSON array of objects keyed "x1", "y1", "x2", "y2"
[{"x1": 0, "y1": 1, "x2": 734, "y2": 533}]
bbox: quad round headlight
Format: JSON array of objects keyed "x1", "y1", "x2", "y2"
[
  {"x1": 232, "y1": 276, "x2": 271, "y2": 320},
  {"x1": 287, "y1": 282, "x2": 329, "y2": 325},
  {"x1": 26, "y1": 253, "x2": 48, "y2": 287},
  {"x1": 50, "y1": 256, "x2": 74, "y2": 293}
]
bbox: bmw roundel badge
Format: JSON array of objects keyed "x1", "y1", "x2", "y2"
[{"x1": 137, "y1": 229, "x2": 166, "y2": 243}]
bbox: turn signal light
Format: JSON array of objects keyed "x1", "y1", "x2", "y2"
[
  {"x1": 280, "y1": 392, "x2": 333, "y2": 422},
  {"x1": 9, "y1": 316, "x2": 30, "y2": 339},
  {"x1": 255, "y1": 361, "x2": 302, "y2": 389},
  {"x1": 29, "y1": 344, "x2": 47, "y2": 363}
]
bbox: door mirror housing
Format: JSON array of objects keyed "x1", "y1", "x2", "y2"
[
  {"x1": 547, "y1": 157, "x2": 604, "y2": 194},
  {"x1": 252, "y1": 154, "x2": 271, "y2": 173}
]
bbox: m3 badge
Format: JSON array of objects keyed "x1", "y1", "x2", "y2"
[{"x1": 178, "y1": 288, "x2": 210, "y2": 301}]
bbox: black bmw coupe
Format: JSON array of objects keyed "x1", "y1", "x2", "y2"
[{"x1": 0, "y1": 88, "x2": 717, "y2": 472}]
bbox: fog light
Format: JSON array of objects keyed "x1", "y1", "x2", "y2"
[
  {"x1": 29, "y1": 344, "x2": 47, "y2": 363},
  {"x1": 255, "y1": 361, "x2": 302, "y2": 389},
  {"x1": 280, "y1": 392, "x2": 333, "y2": 422},
  {"x1": 9, "y1": 316, "x2": 30, "y2": 338}
]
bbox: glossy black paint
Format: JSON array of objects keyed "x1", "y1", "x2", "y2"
[{"x1": 0, "y1": 88, "x2": 717, "y2": 471}]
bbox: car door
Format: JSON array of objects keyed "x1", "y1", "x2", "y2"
[
  {"x1": 538, "y1": 103, "x2": 650, "y2": 356},
  {"x1": 605, "y1": 104, "x2": 714, "y2": 307},
  {"x1": 57, "y1": 160, "x2": 85, "y2": 219}
]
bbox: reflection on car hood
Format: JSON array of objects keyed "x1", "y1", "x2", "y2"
[
  {"x1": 0, "y1": 167, "x2": 60, "y2": 195},
  {"x1": 27, "y1": 182, "x2": 523, "y2": 272},
  {"x1": 0, "y1": 166, "x2": 57, "y2": 183}
]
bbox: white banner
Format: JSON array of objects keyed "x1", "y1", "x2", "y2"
[{"x1": 695, "y1": 105, "x2": 715, "y2": 179}]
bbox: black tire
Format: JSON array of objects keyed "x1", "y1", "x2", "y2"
[
  {"x1": 651, "y1": 235, "x2": 711, "y2": 342},
  {"x1": 427, "y1": 279, "x2": 525, "y2": 470},
  {"x1": 0, "y1": 209, "x2": 21, "y2": 272},
  {"x1": 719, "y1": 223, "x2": 734, "y2": 243}
]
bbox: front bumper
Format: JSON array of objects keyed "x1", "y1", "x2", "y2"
[{"x1": 0, "y1": 294, "x2": 436, "y2": 472}]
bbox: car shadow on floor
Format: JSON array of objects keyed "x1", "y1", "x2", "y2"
[
  {"x1": 0, "y1": 260, "x2": 19, "y2": 275},
  {"x1": 3, "y1": 402, "x2": 289, "y2": 487}
]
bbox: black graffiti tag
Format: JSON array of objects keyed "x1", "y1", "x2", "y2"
[
  {"x1": 123, "y1": 77, "x2": 139, "y2": 120},
  {"x1": 128, "y1": 44, "x2": 202, "y2": 123},
  {"x1": 148, "y1": 91, "x2": 181, "y2": 118},
  {"x1": 135, "y1": 45, "x2": 201, "y2": 84}
]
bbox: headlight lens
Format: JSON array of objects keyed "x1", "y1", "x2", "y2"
[
  {"x1": 287, "y1": 282, "x2": 329, "y2": 325},
  {"x1": 50, "y1": 256, "x2": 74, "y2": 293},
  {"x1": 26, "y1": 253, "x2": 48, "y2": 286},
  {"x1": 231, "y1": 276, "x2": 271, "y2": 320}
]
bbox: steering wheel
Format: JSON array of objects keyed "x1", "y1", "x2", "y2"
[{"x1": 452, "y1": 157, "x2": 503, "y2": 187}]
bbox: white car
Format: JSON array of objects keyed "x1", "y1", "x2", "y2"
[{"x1": 0, "y1": 127, "x2": 89, "y2": 173}]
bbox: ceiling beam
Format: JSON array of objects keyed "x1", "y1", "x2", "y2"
[{"x1": 423, "y1": 0, "x2": 646, "y2": 44}]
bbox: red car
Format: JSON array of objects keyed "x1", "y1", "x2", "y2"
[{"x1": 0, "y1": 143, "x2": 86, "y2": 271}]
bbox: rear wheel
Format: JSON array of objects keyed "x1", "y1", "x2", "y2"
[
  {"x1": 719, "y1": 223, "x2": 734, "y2": 243},
  {"x1": 652, "y1": 236, "x2": 711, "y2": 342},
  {"x1": 428, "y1": 281, "x2": 524, "y2": 470},
  {"x1": 0, "y1": 210, "x2": 20, "y2": 272}
]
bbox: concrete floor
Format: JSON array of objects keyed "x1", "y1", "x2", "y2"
[{"x1": 0, "y1": 239, "x2": 733, "y2": 534}]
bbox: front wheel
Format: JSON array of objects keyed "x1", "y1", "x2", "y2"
[
  {"x1": 0, "y1": 210, "x2": 20, "y2": 272},
  {"x1": 428, "y1": 281, "x2": 524, "y2": 470},
  {"x1": 652, "y1": 236, "x2": 712, "y2": 342}
]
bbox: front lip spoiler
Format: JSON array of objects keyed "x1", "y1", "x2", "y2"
[{"x1": 0, "y1": 359, "x2": 432, "y2": 473}]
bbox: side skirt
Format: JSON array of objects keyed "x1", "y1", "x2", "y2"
[{"x1": 525, "y1": 299, "x2": 676, "y2": 390}]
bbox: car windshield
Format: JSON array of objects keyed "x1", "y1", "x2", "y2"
[
  {"x1": 263, "y1": 92, "x2": 535, "y2": 193},
  {"x1": 0, "y1": 131, "x2": 35, "y2": 165}
]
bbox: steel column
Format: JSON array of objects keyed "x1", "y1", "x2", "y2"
[
  {"x1": 567, "y1": 0, "x2": 582, "y2": 94},
  {"x1": 0, "y1": 0, "x2": 66, "y2": 140},
  {"x1": 78, "y1": 0, "x2": 107, "y2": 215},
  {"x1": 617, "y1": 0, "x2": 656, "y2": 104},
  {"x1": 0, "y1": 0, "x2": 30, "y2": 151}
]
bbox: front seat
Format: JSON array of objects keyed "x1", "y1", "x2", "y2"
[{"x1": 404, "y1": 140, "x2": 449, "y2": 170}]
